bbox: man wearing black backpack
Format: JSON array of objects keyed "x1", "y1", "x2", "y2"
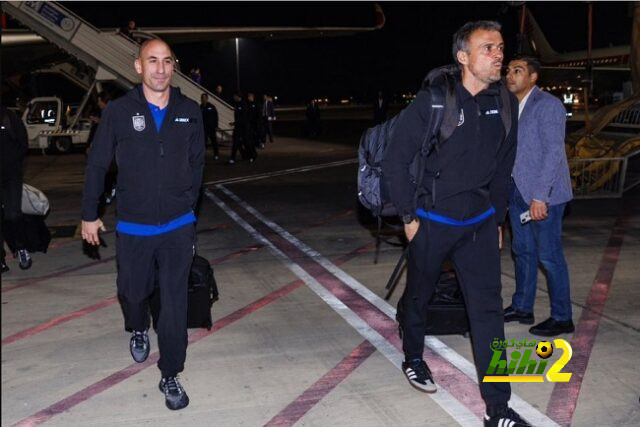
[{"x1": 382, "y1": 21, "x2": 529, "y2": 427}]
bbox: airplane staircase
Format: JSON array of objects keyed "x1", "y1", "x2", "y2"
[{"x1": 3, "y1": 1, "x2": 234, "y2": 130}]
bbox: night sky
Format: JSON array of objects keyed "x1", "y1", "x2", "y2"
[{"x1": 38, "y1": 2, "x2": 639, "y2": 104}]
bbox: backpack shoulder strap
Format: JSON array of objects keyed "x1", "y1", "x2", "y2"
[
  {"x1": 436, "y1": 72, "x2": 459, "y2": 144},
  {"x1": 411, "y1": 87, "x2": 446, "y2": 209}
]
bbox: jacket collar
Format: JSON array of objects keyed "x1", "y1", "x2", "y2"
[
  {"x1": 456, "y1": 80, "x2": 502, "y2": 103},
  {"x1": 127, "y1": 84, "x2": 183, "y2": 109},
  {"x1": 520, "y1": 86, "x2": 541, "y2": 116}
]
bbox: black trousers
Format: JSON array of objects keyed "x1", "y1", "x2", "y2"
[
  {"x1": 1, "y1": 171, "x2": 27, "y2": 257},
  {"x1": 231, "y1": 129, "x2": 256, "y2": 161},
  {"x1": 402, "y1": 216, "x2": 510, "y2": 407},
  {"x1": 116, "y1": 224, "x2": 195, "y2": 378},
  {"x1": 204, "y1": 125, "x2": 219, "y2": 157},
  {"x1": 260, "y1": 117, "x2": 273, "y2": 143}
]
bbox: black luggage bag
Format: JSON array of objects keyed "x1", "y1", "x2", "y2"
[
  {"x1": 397, "y1": 269, "x2": 470, "y2": 336},
  {"x1": 150, "y1": 254, "x2": 219, "y2": 330}
]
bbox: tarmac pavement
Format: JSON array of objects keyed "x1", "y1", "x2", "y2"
[{"x1": 2, "y1": 135, "x2": 639, "y2": 426}]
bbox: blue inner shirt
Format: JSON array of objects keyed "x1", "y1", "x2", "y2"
[{"x1": 147, "y1": 102, "x2": 167, "y2": 132}]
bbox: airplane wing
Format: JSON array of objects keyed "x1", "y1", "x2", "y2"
[{"x1": 2, "y1": 4, "x2": 385, "y2": 46}]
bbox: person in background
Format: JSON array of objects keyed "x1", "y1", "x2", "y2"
[
  {"x1": 305, "y1": 99, "x2": 321, "y2": 138},
  {"x1": 504, "y1": 55, "x2": 574, "y2": 337},
  {"x1": 1, "y1": 105, "x2": 31, "y2": 272},
  {"x1": 373, "y1": 90, "x2": 388, "y2": 125},
  {"x1": 246, "y1": 92, "x2": 261, "y2": 149},
  {"x1": 200, "y1": 93, "x2": 219, "y2": 160},
  {"x1": 261, "y1": 94, "x2": 275, "y2": 144}
]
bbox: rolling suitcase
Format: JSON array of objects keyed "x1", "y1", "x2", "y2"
[
  {"x1": 422, "y1": 269, "x2": 469, "y2": 335},
  {"x1": 150, "y1": 254, "x2": 219, "y2": 330}
]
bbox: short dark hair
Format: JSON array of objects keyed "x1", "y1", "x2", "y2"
[
  {"x1": 510, "y1": 55, "x2": 541, "y2": 76},
  {"x1": 452, "y1": 20, "x2": 502, "y2": 65}
]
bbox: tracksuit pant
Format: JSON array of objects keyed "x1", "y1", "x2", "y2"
[
  {"x1": 205, "y1": 125, "x2": 219, "y2": 158},
  {"x1": 401, "y1": 215, "x2": 511, "y2": 406},
  {"x1": 116, "y1": 224, "x2": 195, "y2": 378}
]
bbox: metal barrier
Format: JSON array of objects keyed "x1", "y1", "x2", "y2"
[
  {"x1": 610, "y1": 104, "x2": 640, "y2": 128},
  {"x1": 569, "y1": 150, "x2": 640, "y2": 198}
]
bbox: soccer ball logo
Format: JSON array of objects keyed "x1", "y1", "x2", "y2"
[{"x1": 536, "y1": 341, "x2": 554, "y2": 359}]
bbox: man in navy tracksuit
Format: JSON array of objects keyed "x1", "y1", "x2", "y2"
[
  {"x1": 382, "y1": 21, "x2": 530, "y2": 427},
  {"x1": 81, "y1": 39, "x2": 204, "y2": 411}
]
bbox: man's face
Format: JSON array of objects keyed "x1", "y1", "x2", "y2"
[
  {"x1": 128, "y1": 20, "x2": 136, "y2": 30},
  {"x1": 506, "y1": 60, "x2": 537, "y2": 97},
  {"x1": 201, "y1": 94, "x2": 208, "y2": 104},
  {"x1": 134, "y1": 40, "x2": 174, "y2": 94},
  {"x1": 247, "y1": 93, "x2": 254, "y2": 102},
  {"x1": 458, "y1": 29, "x2": 504, "y2": 86}
]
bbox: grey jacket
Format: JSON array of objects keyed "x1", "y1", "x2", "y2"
[{"x1": 512, "y1": 86, "x2": 573, "y2": 206}]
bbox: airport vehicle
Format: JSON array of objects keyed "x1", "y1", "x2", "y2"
[
  {"x1": 2, "y1": 1, "x2": 384, "y2": 134},
  {"x1": 21, "y1": 96, "x2": 91, "y2": 153},
  {"x1": 2, "y1": 1, "x2": 235, "y2": 130}
]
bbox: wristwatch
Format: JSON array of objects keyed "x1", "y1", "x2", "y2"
[{"x1": 402, "y1": 214, "x2": 416, "y2": 224}]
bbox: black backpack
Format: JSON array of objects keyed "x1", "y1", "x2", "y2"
[{"x1": 357, "y1": 65, "x2": 512, "y2": 219}]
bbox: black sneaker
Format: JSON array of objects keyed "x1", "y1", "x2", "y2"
[
  {"x1": 402, "y1": 359, "x2": 436, "y2": 393},
  {"x1": 16, "y1": 250, "x2": 32, "y2": 270},
  {"x1": 159, "y1": 376, "x2": 189, "y2": 410},
  {"x1": 129, "y1": 330, "x2": 150, "y2": 363},
  {"x1": 1, "y1": 259, "x2": 9, "y2": 274},
  {"x1": 484, "y1": 405, "x2": 531, "y2": 426}
]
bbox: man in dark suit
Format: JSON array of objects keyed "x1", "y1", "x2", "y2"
[
  {"x1": 373, "y1": 90, "x2": 388, "y2": 125},
  {"x1": 504, "y1": 56, "x2": 574, "y2": 337},
  {"x1": 260, "y1": 94, "x2": 275, "y2": 143}
]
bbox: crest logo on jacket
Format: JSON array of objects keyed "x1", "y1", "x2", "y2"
[
  {"x1": 132, "y1": 115, "x2": 146, "y2": 132},
  {"x1": 457, "y1": 109, "x2": 465, "y2": 127}
]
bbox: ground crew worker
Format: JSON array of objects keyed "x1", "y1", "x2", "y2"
[
  {"x1": 81, "y1": 38, "x2": 205, "y2": 411},
  {"x1": 228, "y1": 93, "x2": 256, "y2": 164},
  {"x1": 382, "y1": 21, "x2": 531, "y2": 427}
]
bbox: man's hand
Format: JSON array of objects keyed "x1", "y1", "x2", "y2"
[
  {"x1": 530, "y1": 200, "x2": 548, "y2": 221},
  {"x1": 404, "y1": 220, "x2": 420, "y2": 242},
  {"x1": 82, "y1": 219, "x2": 106, "y2": 246}
]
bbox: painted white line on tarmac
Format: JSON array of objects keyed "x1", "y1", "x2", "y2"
[
  {"x1": 205, "y1": 188, "x2": 477, "y2": 427},
  {"x1": 204, "y1": 158, "x2": 357, "y2": 186},
  {"x1": 215, "y1": 184, "x2": 559, "y2": 427}
]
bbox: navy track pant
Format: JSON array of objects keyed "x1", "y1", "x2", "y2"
[
  {"x1": 116, "y1": 224, "x2": 195, "y2": 377},
  {"x1": 402, "y1": 215, "x2": 511, "y2": 407}
]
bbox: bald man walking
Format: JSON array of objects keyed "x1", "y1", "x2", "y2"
[{"x1": 81, "y1": 39, "x2": 205, "y2": 410}]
